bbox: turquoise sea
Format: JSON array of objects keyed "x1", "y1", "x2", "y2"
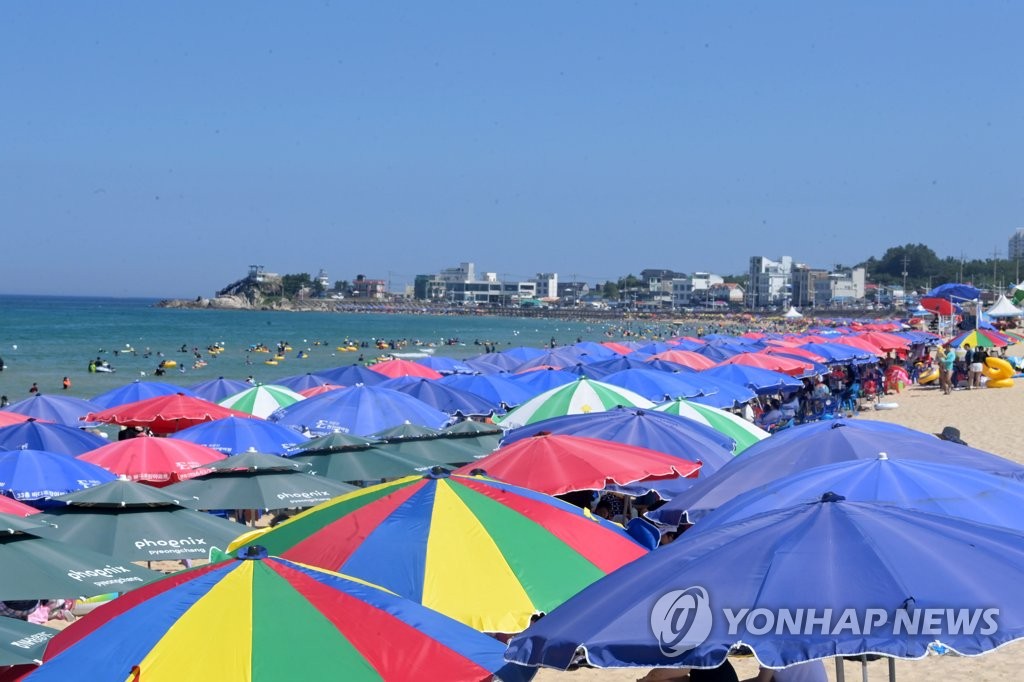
[{"x1": 0, "y1": 296, "x2": 674, "y2": 402}]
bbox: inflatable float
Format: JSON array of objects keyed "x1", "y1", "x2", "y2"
[
  {"x1": 264, "y1": 360, "x2": 278, "y2": 366},
  {"x1": 983, "y1": 356, "x2": 1014, "y2": 388},
  {"x1": 917, "y1": 366, "x2": 939, "y2": 385},
  {"x1": 874, "y1": 402, "x2": 899, "y2": 410}
]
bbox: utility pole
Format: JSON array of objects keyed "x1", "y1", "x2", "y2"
[
  {"x1": 992, "y1": 247, "x2": 1000, "y2": 290},
  {"x1": 901, "y1": 254, "x2": 909, "y2": 304}
]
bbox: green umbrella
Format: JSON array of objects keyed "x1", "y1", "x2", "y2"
[
  {"x1": 653, "y1": 398, "x2": 769, "y2": 454},
  {"x1": 218, "y1": 384, "x2": 306, "y2": 419},
  {"x1": 370, "y1": 422, "x2": 445, "y2": 441},
  {"x1": 0, "y1": 513, "x2": 160, "y2": 599},
  {"x1": 33, "y1": 480, "x2": 244, "y2": 562},
  {"x1": 290, "y1": 447, "x2": 435, "y2": 482},
  {"x1": 204, "y1": 449, "x2": 309, "y2": 473},
  {"x1": 441, "y1": 420, "x2": 503, "y2": 437},
  {"x1": 0, "y1": 616, "x2": 56, "y2": 666},
  {"x1": 494, "y1": 378, "x2": 654, "y2": 428},
  {"x1": 373, "y1": 435, "x2": 498, "y2": 467},
  {"x1": 165, "y1": 468, "x2": 357, "y2": 512},
  {"x1": 292, "y1": 431, "x2": 378, "y2": 454}
]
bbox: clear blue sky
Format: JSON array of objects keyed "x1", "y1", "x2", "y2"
[{"x1": 3, "y1": 2, "x2": 1022, "y2": 297}]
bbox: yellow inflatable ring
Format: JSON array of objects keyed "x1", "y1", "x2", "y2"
[
  {"x1": 918, "y1": 367, "x2": 939, "y2": 385},
  {"x1": 983, "y1": 356, "x2": 1014, "y2": 388}
]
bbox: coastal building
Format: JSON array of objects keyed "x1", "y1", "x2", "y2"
[
  {"x1": 351, "y1": 274, "x2": 386, "y2": 299},
  {"x1": 413, "y1": 262, "x2": 537, "y2": 306},
  {"x1": 708, "y1": 282, "x2": 745, "y2": 306},
  {"x1": 557, "y1": 281, "x2": 589, "y2": 306},
  {"x1": 791, "y1": 266, "x2": 828, "y2": 308},
  {"x1": 1009, "y1": 228, "x2": 1024, "y2": 260},
  {"x1": 671, "y1": 272, "x2": 723, "y2": 308},
  {"x1": 315, "y1": 269, "x2": 330, "y2": 291},
  {"x1": 639, "y1": 269, "x2": 684, "y2": 308},
  {"x1": 747, "y1": 256, "x2": 793, "y2": 308},
  {"x1": 534, "y1": 273, "x2": 559, "y2": 300}
]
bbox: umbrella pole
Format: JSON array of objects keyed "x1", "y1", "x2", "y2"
[
  {"x1": 888, "y1": 657, "x2": 896, "y2": 681},
  {"x1": 835, "y1": 658, "x2": 845, "y2": 682},
  {"x1": 860, "y1": 655, "x2": 868, "y2": 682}
]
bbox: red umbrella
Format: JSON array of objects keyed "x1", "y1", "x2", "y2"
[
  {"x1": 368, "y1": 358, "x2": 443, "y2": 380},
  {"x1": 0, "y1": 412, "x2": 32, "y2": 427},
  {"x1": 600, "y1": 341, "x2": 636, "y2": 355},
  {"x1": 298, "y1": 383, "x2": 344, "y2": 398},
  {"x1": 920, "y1": 297, "x2": 959, "y2": 316},
  {"x1": 855, "y1": 331, "x2": 910, "y2": 352},
  {"x1": 0, "y1": 495, "x2": 40, "y2": 517},
  {"x1": 715, "y1": 352, "x2": 814, "y2": 377},
  {"x1": 453, "y1": 433, "x2": 700, "y2": 496},
  {"x1": 84, "y1": 393, "x2": 254, "y2": 435},
  {"x1": 78, "y1": 436, "x2": 227, "y2": 485},
  {"x1": 647, "y1": 349, "x2": 717, "y2": 371},
  {"x1": 830, "y1": 336, "x2": 886, "y2": 357},
  {"x1": 761, "y1": 345, "x2": 828, "y2": 364}
]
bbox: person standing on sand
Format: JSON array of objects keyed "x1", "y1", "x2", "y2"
[{"x1": 938, "y1": 345, "x2": 954, "y2": 395}]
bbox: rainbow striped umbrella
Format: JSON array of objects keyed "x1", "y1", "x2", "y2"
[
  {"x1": 949, "y1": 328, "x2": 1014, "y2": 349},
  {"x1": 24, "y1": 546, "x2": 530, "y2": 682},
  {"x1": 494, "y1": 377, "x2": 654, "y2": 429},
  {"x1": 228, "y1": 469, "x2": 650, "y2": 632},
  {"x1": 653, "y1": 398, "x2": 769, "y2": 454}
]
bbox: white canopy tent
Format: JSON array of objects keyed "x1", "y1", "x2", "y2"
[
  {"x1": 783, "y1": 306, "x2": 803, "y2": 319},
  {"x1": 986, "y1": 294, "x2": 1023, "y2": 318}
]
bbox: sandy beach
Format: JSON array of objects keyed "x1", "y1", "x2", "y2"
[{"x1": 536, "y1": 343, "x2": 1024, "y2": 682}]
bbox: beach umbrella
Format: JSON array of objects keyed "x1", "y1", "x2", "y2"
[
  {"x1": 268, "y1": 384, "x2": 451, "y2": 437},
  {"x1": 187, "y1": 376, "x2": 251, "y2": 403},
  {"x1": 218, "y1": 384, "x2": 306, "y2": 419},
  {"x1": 90, "y1": 381, "x2": 197, "y2": 410},
  {"x1": 462, "y1": 352, "x2": 526, "y2": 373},
  {"x1": 290, "y1": 445, "x2": 434, "y2": 482},
  {"x1": 798, "y1": 341, "x2": 874, "y2": 364},
  {"x1": 830, "y1": 335, "x2": 886, "y2": 356},
  {"x1": 854, "y1": 331, "x2": 911, "y2": 352},
  {"x1": 367, "y1": 358, "x2": 443, "y2": 380},
  {"x1": 949, "y1": 328, "x2": 1012, "y2": 349},
  {"x1": 0, "y1": 450, "x2": 115, "y2": 503},
  {"x1": 297, "y1": 383, "x2": 344, "y2": 398},
  {"x1": 504, "y1": 368, "x2": 578, "y2": 395},
  {"x1": 652, "y1": 398, "x2": 769, "y2": 454},
  {"x1": 697, "y1": 454, "x2": 1024, "y2": 533},
  {"x1": 441, "y1": 420, "x2": 503, "y2": 437},
  {"x1": 514, "y1": 348, "x2": 607, "y2": 372},
  {"x1": 78, "y1": 437, "x2": 227, "y2": 486},
  {"x1": 3, "y1": 395, "x2": 101, "y2": 428},
  {"x1": 506, "y1": 495, "x2": 1024, "y2": 671},
  {"x1": 715, "y1": 351, "x2": 815, "y2": 377},
  {"x1": 600, "y1": 368, "x2": 711, "y2": 402},
  {"x1": 454, "y1": 433, "x2": 701, "y2": 496},
  {"x1": 273, "y1": 372, "x2": 335, "y2": 392},
  {"x1": 0, "y1": 411, "x2": 31, "y2": 427},
  {"x1": 416, "y1": 356, "x2": 475, "y2": 375},
  {"x1": 35, "y1": 480, "x2": 244, "y2": 562},
  {"x1": 165, "y1": 452, "x2": 357, "y2": 511},
  {"x1": 0, "y1": 617, "x2": 55, "y2": 666},
  {"x1": 0, "y1": 513, "x2": 159, "y2": 599},
  {"x1": 501, "y1": 407, "x2": 736, "y2": 469},
  {"x1": 290, "y1": 431, "x2": 378, "y2": 454},
  {"x1": 495, "y1": 378, "x2": 654, "y2": 429},
  {"x1": 84, "y1": 394, "x2": 254, "y2": 435},
  {"x1": 646, "y1": 350, "x2": 717, "y2": 370},
  {"x1": 24, "y1": 547, "x2": 530, "y2": 682},
  {"x1": 378, "y1": 377, "x2": 499, "y2": 417},
  {"x1": 170, "y1": 415, "x2": 305, "y2": 455},
  {"x1": 700, "y1": 365, "x2": 803, "y2": 395},
  {"x1": 0, "y1": 419, "x2": 107, "y2": 456},
  {"x1": 0, "y1": 494, "x2": 41, "y2": 517},
  {"x1": 369, "y1": 424, "x2": 500, "y2": 467},
  {"x1": 438, "y1": 373, "x2": 536, "y2": 409},
  {"x1": 313, "y1": 364, "x2": 388, "y2": 387},
  {"x1": 226, "y1": 469, "x2": 651, "y2": 632},
  {"x1": 649, "y1": 419, "x2": 1024, "y2": 526}
]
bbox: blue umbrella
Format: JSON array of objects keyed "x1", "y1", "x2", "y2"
[
  {"x1": 514, "y1": 348, "x2": 606, "y2": 372},
  {"x1": 188, "y1": 376, "x2": 251, "y2": 403},
  {"x1": 686, "y1": 378, "x2": 756, "y2": 410},
  {"x1": 694, "y1": 344, "x2": 744, "y2": 362},
  {"x1": 649, "y1": 419, "x2": 1024, "y2": 526},
  {"x1": 799, "y1": 342, "x2": 874, "y2": 365},
  {"x1": 0, "y1": 420, "x2": 107, "y2": 456},
  {"x1": 170, "y1": 415, "x2": 306, "y2": 455},
  {"x1": 926, "y1": 282, "x2": 981, "y2": 301},
  {"x1": 273, "y1": 373, "x2": 335, "y2": 392},
  {"x1": 642, "y1": 358, "x2": 691, "y2": 374},
  {"x1": 700, "y1": 365, "x2": 803, "y2": 395},
  {"x1": 586, "y1": 356, "x2": 659, "y2": 375},
  {"x1": 438, "y1": 374, "x2": 536, "y2": 409},
  {"x1": 313, "y1": 364, "x2": 388, "y2": 387},
  {"x1": 91, "y1": 380, "x2": 197, "y2": 409},
  {"x1": 506, "y1": 495, "x2": 1024, "y2": 670},
  {"x1": 377, "y1": 378, "x2": 500, "y2": 417},
  {"x1": 699, "y1": 454, "x2": 1024, "y2": 533},
  {"x1": 3, "y1": 394, "x2": 101, "y2": 427},
  {"x1": 601, "y1": 369, "x2": 711, "y2": 402},
  {"x1": 269, "y1": 384, "x2": 451, "y2": 436},
  {"x1": 501, "y1": 407, "x2": 735, "y2": 479},
  {"x1": 0, "y1": 449, "x2": 115, "y2": 503},
  {"x1": 506, "y1": 368, "x2": 578, "y2": 395},
  {"x1": 463, "y1": 352, "x2": 526, "y2": 373},
  {"x1": 415, "y1": 356, "x2": 475, "y2": 375}
]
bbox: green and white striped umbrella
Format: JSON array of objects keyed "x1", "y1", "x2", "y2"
[
  {"x1": 653, "y1": 398, "x2": 768, "y2": 454},
  {"x1": 495, "y1": 378, "x2": 653, "y2": 429},
  {"x1": 219, "y1": 384, "x2": 306, "y2": 419}
]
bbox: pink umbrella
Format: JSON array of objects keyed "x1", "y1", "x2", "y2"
[
  {"x1": 716, "y1": 352, "x2": 815, "y2": 377},
  {"x1": 85, "y1": 393, "x2": 255, "y2": 435},
  {"x1": 0, "y1": 495, "x2": 40, "y2": 517},
  {"x1": 78, "y1": 436, "x2": 227, "y2": 485},
  {"x1": 647, "y1": 350, "x2": 717, "y2": 371},
  {"x1": 831, "y1": 336, "x2": 887, "y2": 357},
  {"x1": 298, "y1": 384, "x2": 344, "y2": 398},
  {"x1": 0, "y1": 412, "x2": 32, "y2": 427},
  {"x1": 368, "y1": 359, "x2": 443, "y2": 380}
]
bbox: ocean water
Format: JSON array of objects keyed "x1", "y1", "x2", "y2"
[{"x1": 0, "y1": 295, "x2": 670, "y2": 402}]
